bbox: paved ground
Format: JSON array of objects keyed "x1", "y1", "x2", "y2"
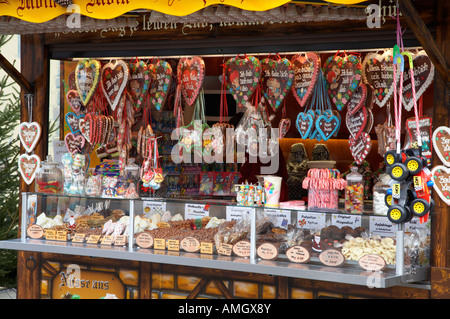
[{"x1": 0, "y1": 288, "x2": 16, "y2": 299}]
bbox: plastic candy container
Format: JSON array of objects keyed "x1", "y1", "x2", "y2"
[
  {"x1": 373, "y1": 174, "x2": 391, "y2": 215},
  {"x1": 302, "y1": 169, "x2": 346, "y2": 211},
  {"x1": 345, "y1": 166, "x2": 364, "y2": 214},
  {"x1": 35, "y1": 155, "x2": 63, "y2": 194}
]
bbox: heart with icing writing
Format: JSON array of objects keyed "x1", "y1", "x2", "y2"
[
  {"x1": 79, "y1": 113, "x2": 91, "y2": 143},
  {"x1": 66, "y1": 89, "x2": 83, "y2": 115},
  {"x1": 178, "y1": 57, "x2": 205, "y2": 106},
  {"x1": 431, "y1": 166, "x2": 450, "y2": 206},
  {"x1": 65, "y1": 133, "x2": 85, "y2": 154},
  {"x1": 279, "y1": 118, "x2": 291, "y2": 139},
  {"x1": 349, "y1": 132, "x2": 372, "y2": 165},
  {"x1": 261, "y1": 57, "x2": 294, "y2": 112},
  {"x1": 315, "y1": 114, "x2": 340, "y2": 141},
  {"x1": 347, "y1": 83, "x2": 367, "y2": 116},
  {"x1": 432, "y1": 126, "x2": 450, "y2": 167},
  {"x1": 68, "y1": 71, "x2": 77, "y2": 91},
  {"x1": 19, "y1": 122, "x2": 41, "y2": 154},
  {"x1": 65, "y1": 112, "x2": 85, "y2": 135},
  {"x1": 101, "y1": 59, "x2": 129, "y2": 111},
  {"x1": 225, "y1": 55, "x2": 262, "y2": 109},
  {"x1": 296, "y1": 112, "x2": 314, "y2": 139},
  {"x1": 402, "y1": 50, "x2": 435, "y2": 111},
  {"x1": 323, "y1": 54, "x2": 362, "y2": 111},
  {"x1": 75, "y1": 58, "x2": 101, "y2": 107},
  {"x1": 346, "y1": 105, "x2": 368, "y2": 140},
  {"x1": 362, "y1": 50, "x2": 397, "y2": 108},
  {"x1": 128, "y1": 60, "x2": 151, "y2": 109},
  {"x1": 291, "y1": 52, "x2": 320, "y2": 107},
  {"x1": 149, "y1": 60, "x2": 173, "y2": 111},
  {"x1": 18, "y1": 153, "x2": 40, "y2": 185}
]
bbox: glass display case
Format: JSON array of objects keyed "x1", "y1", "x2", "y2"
[{"x1": 0, "y1": 191, "x2": 430, "y2": 289}]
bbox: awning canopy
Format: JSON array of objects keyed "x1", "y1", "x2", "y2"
[{"x1": 0, "y1": 0, "x2": 367, "y2": 23}]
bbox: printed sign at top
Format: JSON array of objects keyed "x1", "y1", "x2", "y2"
[{"x1": 1, "y1": 0, "x2": 292, "y2": 23}]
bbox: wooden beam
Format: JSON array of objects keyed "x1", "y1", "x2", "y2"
[
  {"x1": 0, "y1": 53, "x2": 33, "y2": 94},
  {"x1": 398, "y1": 0, "x2": 450, "y2": 83}
]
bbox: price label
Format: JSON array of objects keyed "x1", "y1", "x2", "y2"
[
  {"x1": 217, "y1": 243, "x2": 233, "y2": 256},
  {"x1": 264, "y1": 209, "x2": 291, "y2": 229},
  {"x1": 358, "y1": 254, "x2": 387, "y2": 271},
  {"x1": 319, "y1": 249, "x2": 345, "y2": 267},
  {"x1": 56, "y1": 231, "x2": 68, "y2": 241},
  {"x1": 27, "y1": 224, "x2": 44, "y2": 239},
  {"x1": 136, "y1": 233, "x2": 154, "y2": 249},
  {"x1": 45, "y1": 230, "x2": 56, "y2": 240},
  {"x1": 143, "y1": 201, "x2": 166, "y2": 217},
  {"x1": 232, "y1": 240, "x2": 251, "y2": 257},
  {"x1": 100, "y1": 235, "x2": 114, "y2": 245},
  {"x1": 154, "y1": 238, "x2": 166, "y2": 250},
  {"x1": 256, "y1": 243, "x2": 278, "y2": 260},
  {"x1": 167, "y1": 239, "x2": 180, "y2": 251},
  {"x1": 86, "y1": 235, "x2": 100, "y2": 244},
  {"x1": 114, "y1": 235, "x2": 127, "y2": 246},
  {"x1": 200, "y1": 242, "x2": 213, "y2": 254},
  {"x1": 72, "y1": 233, "x2": 86, "y2": 243},
  {"x1": 332, "y1": 214, "x2": 362, "y2": 229},
  {"x1": 370, "y1": 216, "x2": 395, "y2": 237},
  {"x1": 185, "y1": 204, "x2": 210, "y2": 220},
  {"x1": 180, "y1": 237, "x2": 200, "y2": 252},
  {"x1": 226, "y1": 206, "x2": 253, "y2": 221},
  {"x1": 297, "y1": 212, "x2": 326, "y2": 229},
  {"x1": 286, "y1": 245, "x2": 311, "y2": 263}
]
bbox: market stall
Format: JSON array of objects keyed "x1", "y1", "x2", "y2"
[{"x1": 0, "y1": 0, "x2": 449, "y2": 299}]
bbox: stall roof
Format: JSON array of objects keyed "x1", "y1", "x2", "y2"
[{"x1": 0, "y1": 1, "x2": 369, "y2": 35}]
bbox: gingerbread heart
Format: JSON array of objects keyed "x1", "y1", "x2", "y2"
[
  {"x1": 18, "y1": 153, "x2": 40, "y2": 185},
  {"x1": 364, "y1": 107, "x2": 374, "y2": 134},
  {"x1": 75, "y1": 58, "x2": 101, "y2": 106},
  {"x1": 349, "y1": 132, "x2": 372, "y2": 165},
  {"x1": 315, "y1": 114, "x2": 340, "y2": 141},
  {"x1": 128, "y1": 60, "x2": 151, "y2": 109},
  {"x1": 279, "y1": 118, "x2": 291, "y2": 139},
  {"x1": 68, "y1": 71, "x2": 77, "y2": 90},
  {"x1": 65, "y1": 112, "x2": 85, "y2": 134},
  {"x1": 19, "y1": 122, "x2": 41, "y2": 154},
  {"x1": 178, "y1": 57, "x2": 205, "y2": 106},
  {"x1": 101, "y1": 59, "x2": 129, "y2": 111},
  {"x1": 291, "y1": 52, "x2": 320, "y2": 107},
  {"x1": 65, "y1": 133, "x2": 85, "y2": 154},
  {"x1": 323, "y1": 54, "x2": 362, "y2": 111},
  {"x1": 346, "y1": 105, "x2": 368, "y2": 140},
  {"x1": 402, "y1": 50, "x2": 435, "y2": 111},
  {"x1": 347, "y1": 83, "x2": 367, "y2": 116},
  {"x1": 362, "y1": 50, "x2": 397, "y2": 108},
  {"x1": 225, "y1": 55, "x2": 262, "y2": 109},
  {"x1": 79, "y1": 114, "x2": 91, "y2": 143},
  {"x1": 432, "y1": 126, "x2": 450, "y2": 167},
  {"x1": 431, "y1": 166, "x2": 450, "y2": 206},
  {"x1": 296, "y1": 112, "x2": 314, "y2": 139},
  {"x1": 261, "y1": 57, "x2": 294, "y2": 112},
  {"x1": 66, "y1": 89, "x2": 83, "y2": 115},
  {"x1": 406, "y1": 117, "x2": 433, "y2": 161},
  {"x1": 149, "y1": 60, "x2": 173, "y2": 111}
]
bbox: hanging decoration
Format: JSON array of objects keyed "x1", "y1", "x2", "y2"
[
  {"x1": 431, "y1": 166, "x2": 450, "y2": 206},
  {"x1": 64, "y1": 132, "x2": 86, "y2": 154},
  {"x1": 148, "y1": 59, "x2": 173, "y2": 111},
  {"x1": 362, "y1": 49, "x2": 397, "y2": 108},
  {"x1": 323, "y1": 52, "x2": 362, "y2": 111},
  {"x1": 75, "y1": 58, "x2": 101, "y2": 107},
  {"x1": 66, "y1": 89, "x2": 83, "y2": 115},
  {"x1": 261, "y1": 55, "x2": 294, "y2": 112},
  {"x1": 349, "y1": 132, "x2": 372, "y2": 165},
  {"x1": 100, "y1": 59, "x2": 129, "y2": 111},
  {"x1": 278, "y1": 104, "x2": 291, "y2": 139},
  {"x1": 18, "y1": 94, "x2": 41, "y2": 185},
  {"x1": 401, "y1": 50, "x2": 435, "y2": 111},
  {"x1": 291, "y1": 52, "x2": 320, "y2": 107},
  {"x1": 225, "y1": 54, "x2": 262, "y2": 109},
  {"x1": 432, "y1": 126, "x2": 450, "y2": 167},
  {"x1": 177, "y1": 56, "x2": 205, "y2": 106},
  {"x1": 296, "y1": 68, "x2": 340, "y2": 141},
  {"x1": 65, "y1": 112, "x2": 85, "y2": 135},
  {"x1": 128, "y1": 58, "x2": 151, "y2": 109}
]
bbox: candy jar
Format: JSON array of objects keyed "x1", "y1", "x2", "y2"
[
  {"x1": 345, "y1": 166, "x2": 364, "y2": 214},
  {"x1": 373, "y1": 174, "x2": 391, "y2": 215},
  {"x1": 35, "y1": 155, "x2": 63, "y2": 194}
]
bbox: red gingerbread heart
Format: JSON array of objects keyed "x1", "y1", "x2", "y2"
[{"x1": 177, "y1": 57, "x2": 205, "y2": 106}]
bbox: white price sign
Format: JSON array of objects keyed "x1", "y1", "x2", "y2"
[
  {"x1": 264, "y1": 209, "x2": 291, "y2": 229},
  {"x1": 332, "y1": 214, "x2": 362, "y2": 229},
  {"x1": 297, "y1": 212, "x2": 326, "y2": 229},
  {"x1": 143, "y1": 201, "x2": 166, "y2": 217},
  {"x1": 185, "y1": 204, "x2": 210, "y2": 220},
  {"x1": 370, "y1": 216, "x2": 396, "y2": 237},
  {"x1": 226, "y1": 206, "x2": 254, "y2": 221}
]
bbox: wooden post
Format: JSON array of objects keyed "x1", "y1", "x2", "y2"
[
  {"x1": 17, "y1": 34, "x2": 49, "y2": 299},
  {"x1": 430, "y1": 0, "x2": 450, "y2": 299}
]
